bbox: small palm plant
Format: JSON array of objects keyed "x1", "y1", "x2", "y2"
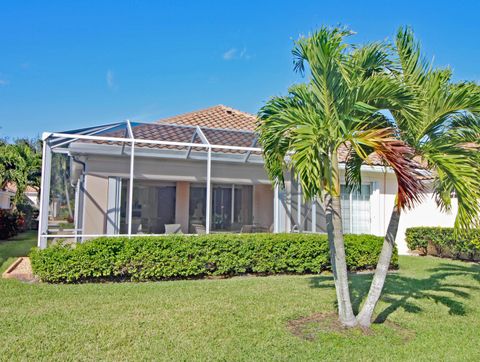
[
  {"x1": 257, "y1": 27, "x2": 424, "y2": 327},
  {"x1": 356, "y1": 27, "x2": 480, "y2": 327}
]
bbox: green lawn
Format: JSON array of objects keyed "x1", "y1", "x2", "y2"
[
  {"x1": 1, "y1": 234, "x2": 479, "y2": 361},
  {"x1": 0, "y1": 230, "x2": 37, "y2": 272}
]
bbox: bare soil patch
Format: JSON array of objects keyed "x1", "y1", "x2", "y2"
[{"x1": 287, "y1": 312, "x2": 415, "y2": 342}]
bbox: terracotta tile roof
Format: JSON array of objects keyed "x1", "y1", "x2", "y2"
[
  {"x1": 88, "y1": 121, "x2": 257, "y2": 155},
  {"x1": 78, "y1": 105, "x2": 403, "y2": 166},
  {"x1": 156, "y1": 105, "x2": 257, "y2": 131},
  {"x1": 3, "y1": 182, "x2": 38, "y2": 194}
]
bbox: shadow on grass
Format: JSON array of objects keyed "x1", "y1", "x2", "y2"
[{"x1": 308, "y1": 261, "x2": 480, "y2": 323}]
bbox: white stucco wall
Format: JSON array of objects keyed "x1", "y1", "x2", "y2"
[
  {"x1": 396, "y1": 193, "x2": 457, "y2": 254},
  {"x1": 0, "y1": 191, "x2": 12, "y2": 209}
]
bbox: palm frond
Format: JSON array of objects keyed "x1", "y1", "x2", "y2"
[{"x1": 349, "y1": 128, "x2": 425, "y2": 210}]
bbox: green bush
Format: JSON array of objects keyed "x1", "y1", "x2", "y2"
[
  {"x1": 0, "y1": 209, "x2": 21, "y2": 239},
  {"x1": 30, "y1": 233, "x2": 397, "y2": 283},
  {"x1": 406, "y1": 227, "x2": 480, "y2": 261},
  {"x1": 16, "y1": 201, "x2": 38, "y2": 231}
]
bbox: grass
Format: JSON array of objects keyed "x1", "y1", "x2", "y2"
[
  {"x1": 0, "y1": 233, "x2": 479, "y2": 361},
  {"x1": 0, "y1": 230, "x2": 37, "y2": 273}
]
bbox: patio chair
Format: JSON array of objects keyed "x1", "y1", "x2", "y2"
[
  {"x1": 240, "y1": 225, "x2": 254, "y2": 233},
  {"x1": 164, "y1": 224, "x2": 183, "y2": 234},
  {"x1": 191, "y1": 223, "x2": 206, "y2": 234}
]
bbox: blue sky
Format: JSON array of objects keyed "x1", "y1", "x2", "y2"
[{"x1": 1, "y1": 0, "x2": 479, "y2": 139}]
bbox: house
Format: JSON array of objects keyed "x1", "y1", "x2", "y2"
[
  {"x1": 38, "y1": 105, "x2": 458, "y2": 254},
  {"x1": 0, "y1": 182, "x2": 39, "y2": 210}
]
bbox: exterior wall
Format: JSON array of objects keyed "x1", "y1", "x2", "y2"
[
  {"x1": 0, "y1": 191, "x2": 12, "y2": 209},
  {"x1": 253, "y1": 184, "x2": 273, "y2": 229},
  {"x1": 175, "y1": 181, "x2": 190, "y2": 233},
  {"x1": 360, "y1": 172, "x2": 457, "y2": 255},
  {"x1": 80, "y1": 155, "x2": 273, "y2": 235},
  {"x1": 82, "y1": 174, "x2": 109, "y2": 235},
  {"x1": 84, "y1": 155, "x2": 271, "y2": 185},
  {"x1": 396, "y1": 189, "x2": 457, "y2": 254}
]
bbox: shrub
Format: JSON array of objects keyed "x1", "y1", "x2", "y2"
[
  {"x1": 30, "y1": 233, "x2": 397, "y2": 283},
  {"x1": 406, "y1": 227, "x2": 480, "y2": 261},
  {"x1": 16, "y1": 201, "x2": 38, "y2": 230},
  {"x1": 0, "y1": 209, "x2": 20, "y2": 239}
]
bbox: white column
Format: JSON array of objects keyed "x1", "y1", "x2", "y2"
[
  {"x1": 273, "y1": 184, "x2": 279, "y2": 233},
  {"x1": 231, "y1": 184, "x2": 235, "y2": 224},
  {"x1": 38, "y1": 136, "x2": 52, "y2": 249},
  {"x1": 297, "y1": 177, "x2": 301, "y2": 231},
  {"x1": 127, "y1": 141, "x2": 135, "y2": 236},
  {"x1": 205, "y1": 147, "x2": 212, "y2": 233},
  {"x1": 74, "y1": 179, "x2": 80, "y2": 242},
  {"x1": 311, "y1": 198, "x2": 317, "y2": 233}
]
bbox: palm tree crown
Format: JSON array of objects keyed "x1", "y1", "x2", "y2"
[
  {"x1": 393, "y1": 27, "x2": 480, "y2": 230},
  {"x1": 257, "y1": 27, "x2": 423, "y2": 208}
]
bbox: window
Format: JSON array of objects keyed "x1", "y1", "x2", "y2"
[
  {"x1": 119, "y1": 180, "x2": 176, "y2": 234},
  {"x1": 340, "y1": 184, "x2": 371, "y2": 234},
  {"x1": 189, "y1": 184, "x2": 253, "y2": 232}
]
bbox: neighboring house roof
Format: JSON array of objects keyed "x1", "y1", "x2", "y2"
[
  {"x1": 156, "y1": 105, "x2": 257, "y2": 131},
  {"x1": 3, "y1": 182, "x2": 38, "y2": 194}
]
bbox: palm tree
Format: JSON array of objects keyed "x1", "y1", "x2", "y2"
[
  {"x1": 356, "y1": 27, "x2": 480, "y2": 327},
  {"x1": 257, "y1": 27, "x2": 424, "y2": 327}
]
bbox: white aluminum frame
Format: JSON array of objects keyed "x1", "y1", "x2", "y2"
[{"x1": 38, "y1": 121, "x2": 263, "y2": 248}]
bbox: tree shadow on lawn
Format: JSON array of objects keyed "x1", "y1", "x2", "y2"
[{"x1": 308, "y1": 261, "x2": 480, "y2": 324}]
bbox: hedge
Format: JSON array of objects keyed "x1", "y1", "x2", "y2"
[
  {"x1": 406, "y1": 227, "x2": 480, "y2": 261},
  {"x1": 30, "y1": 233, "x2": 398, "y2": 283}
]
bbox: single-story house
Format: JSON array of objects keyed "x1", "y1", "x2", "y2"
[
  {"x1": 38, "y1": 105, "x2": 458, "y2": 254},
  {"x1": 0, "y1": 182, "x2": 39, "y2": 210}
]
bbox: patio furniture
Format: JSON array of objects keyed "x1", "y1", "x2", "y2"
[
  {"x1": 240, "y1": 225, "x2": 254, "y2": 233},
  {"x1": 191, "y1": 223, "x2": 206, "y2": 234},
  {"x1": 164, "y1": 224, "x2": 183, "y2": 234}
]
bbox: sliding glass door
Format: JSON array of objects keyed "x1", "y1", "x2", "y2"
[
  {"x1": 189, "y1": 183, "x2": 253, "y2": 232},
  {"x1": 119, "y1": 180, "x2": 176, "y2": 234}
]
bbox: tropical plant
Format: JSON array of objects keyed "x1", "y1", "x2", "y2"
[
  {"x1": 0, "y1": 143, "x2": 28, "y2": 202},
  {"x1": 0, "y1": 139, "x2": 42, "y2": 206},
  {"x1": 50, "y1": 153, "x2": 74, "y2": 220},
  {"x1": 356, "y1": 27, "x2": 480, "y2": 327},
  {"x1": 257, "y1": 27, "x2": 424, "y2": 327},
  {"x1": 14, "y1": 138, "x2": 42, "y2": 190}
]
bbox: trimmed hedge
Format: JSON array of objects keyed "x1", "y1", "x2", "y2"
[
  {"x1": 406, "y1": 227, "x2": 480, "y2": 261},
  {"x1": 30, "y1": 233, "x2": 398, "y2": 283}
]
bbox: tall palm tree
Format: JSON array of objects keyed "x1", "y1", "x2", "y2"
[
  {"x1": 257, "y1": 27, "x2": 424, "y2": 327},
  {"x1": 357, "y1": 27, "x2": 480, "y2": 327}
]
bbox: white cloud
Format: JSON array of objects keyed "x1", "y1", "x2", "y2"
[
  {"x1": 222, "y1": 47, "x2": 252, "y2": 61},
  {"x1": 106, "y1": 69, "x2": 117, "y2": 90},
  {"x1": 223, "y1": 48, "x2": 237, "y2": 60},
  {"x1": 0, "y1": 78, "x2": 9, "y2": 86}
]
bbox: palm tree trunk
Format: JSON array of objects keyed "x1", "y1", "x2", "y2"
[
  {"x1": 325, "y1": 156, "x2": 357, "y2": 327},
  {"x1": 357, "y1": 204, "x2": 401, "y2": 327}
]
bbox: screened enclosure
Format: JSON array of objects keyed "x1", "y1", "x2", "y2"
[{"x1": 38, "y1": 119, "x2": 379, "y2": 248}]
